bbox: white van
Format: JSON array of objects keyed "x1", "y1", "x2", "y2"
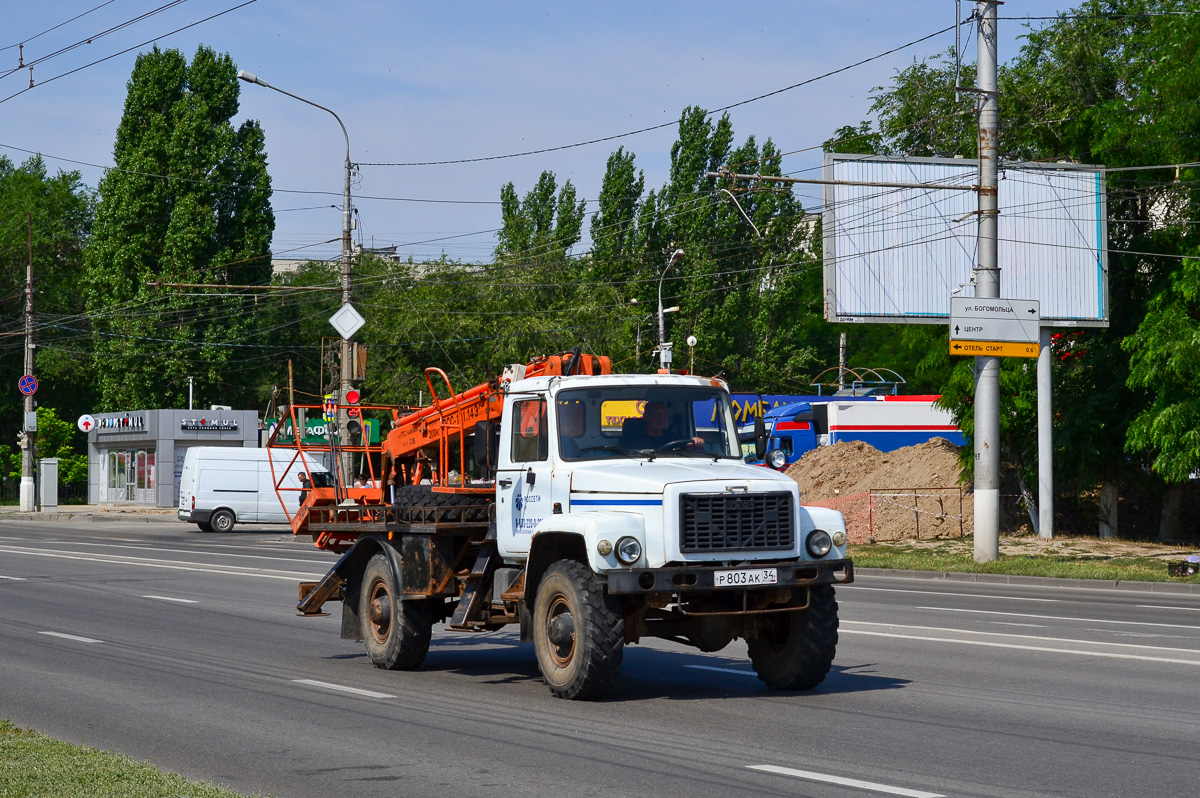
[{"x1": 177, "y1": 446, "x2": 330, "y2": 533}]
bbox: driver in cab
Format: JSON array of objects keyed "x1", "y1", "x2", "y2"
[{"x1": 620, "y1": 401, "x2": 703, "y2": 451}]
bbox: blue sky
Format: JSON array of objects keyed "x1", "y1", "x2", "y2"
[{"x1": 4, "y1": 1, "x2": 1070, "y2": 264}]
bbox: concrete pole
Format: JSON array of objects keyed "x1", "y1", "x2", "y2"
[
  {"x1": 838, "y1": 332, "x2": 847, "y2": 391},
  {"x1": 20, "y1": 213, "x2": 35, "y2": 512},
  {"x1": 1037, "y1": 326, "x2": 1054, "y2": 538},
  {"x1": 973, "y1": 1, "x2": 1001, "y2": 562},
  {"x1": 338, "y1": 147, "x2": 354, "y2": 489}
]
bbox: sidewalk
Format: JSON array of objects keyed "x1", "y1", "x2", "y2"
[
  {"x1": 857, "y1": 566, "x2": 1200, "y2": 596},
  {"x1": 0, "y1": 504, "x2": 178, "y2": 523}
]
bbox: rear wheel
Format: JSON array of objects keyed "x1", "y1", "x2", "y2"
[
  {"x1": 360, "y1": 551, "x2": 432, "y2": 670},
  {"x1": 532, "y1": 560, "x2": 624, "y2": 700},
  {"x1": 195, "y1": 522, "x2": 213, "y2": 533},
  {"x1": 209, "y1": 509, "x2": 235, "y2": 533},
  {"x1": 747, "y1": 584, "x2": 839, "y2": 690}
]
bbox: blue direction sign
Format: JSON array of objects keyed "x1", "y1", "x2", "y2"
[{"x1": 18, "y1": 375, "x2": 37, "y2": 396}]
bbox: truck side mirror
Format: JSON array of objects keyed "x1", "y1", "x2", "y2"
[
  {"x1": 754, "y1": 414, "x2": 768, "y2": 461},
  {"x1": 473, "y1": 420, "x2": 500, "y2": 470}
]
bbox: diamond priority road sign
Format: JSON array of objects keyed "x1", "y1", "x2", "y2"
[
  {"x1": 950, "y1": 297, "x2": 1041, "y2": 358},
  {"x1": 328, "y1": 303, "x2": 366, "y2": 340}
]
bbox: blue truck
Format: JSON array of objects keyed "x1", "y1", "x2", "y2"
[{"x1": 738, "y1": 395, "x2": 966, "y2": 469}]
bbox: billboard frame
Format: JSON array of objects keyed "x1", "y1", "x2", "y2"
[{"x1": 821, "y1": 153, "x2": 1109, "y2": 328}]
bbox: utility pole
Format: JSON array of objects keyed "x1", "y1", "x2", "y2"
[
  {"x1": 973, "y1": 1, "x2": 1001, "y2": 562},
  {"x1": 21, "y1": 213, "x2": 35, "y2": 512},
  {"x1": 838, "y1": 332, "x2": 847, "y2": 391}
]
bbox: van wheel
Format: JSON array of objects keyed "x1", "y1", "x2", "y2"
[
  {"x1": 195, "y1": 522, "x2": 213, "y2": 533},
  {"x1": 209, "y1": 509, "x2": 235, "y2": 533},
  {"x1": 361, "y1": 552, "x2": 432, "y2": 670}
]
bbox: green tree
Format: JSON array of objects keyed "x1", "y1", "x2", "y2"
[
  {"x1": 83, "y1": 45, "x2": 274, "y2": 412},
  {"x1": 0, "y1": 155, "x2": 94, "y2": 451}
]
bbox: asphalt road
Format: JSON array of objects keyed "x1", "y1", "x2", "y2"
[{"x1": 1, "y1": 520, "x2": 1197, "y2": 798}]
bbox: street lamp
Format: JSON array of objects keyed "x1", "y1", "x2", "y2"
[
  {"x1": 631, "y1": 301, "x2": 678, "y2": 368},
  {"x1": 658, "y1": 249, "x2": 684, "y2": 372},
  {"x1": 238, "y1": 70, "x2": 356, "y2": 491}
]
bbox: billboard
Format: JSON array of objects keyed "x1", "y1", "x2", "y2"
[{"x1": 822, "y1": 154, "x2": 1108, "y2": 327}]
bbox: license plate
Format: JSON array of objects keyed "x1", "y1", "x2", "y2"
[{"x1": 713, "y1": 568, "x2": 778, "y2": 587}]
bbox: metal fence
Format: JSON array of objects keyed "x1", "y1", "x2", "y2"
[{"x1": 0, "y1": 478, "x2": 89, "y2": 505}]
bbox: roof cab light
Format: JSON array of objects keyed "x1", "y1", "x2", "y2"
[
  {"x1": 806, "y1": 529, "x2": 833, "y2": 558},
  {"x1": 615, "y1": 536, "x2": 642, "y2": 565}
]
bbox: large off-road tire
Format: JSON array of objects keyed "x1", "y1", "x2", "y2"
[
  {"x1": 209, "y1": 509, "x2": 235, "y2": 533},
  {"x1": 392, "y1": 484, "x2": 490, "y2": 523},
  {"x1": 747, "y1": 583, "x2": 839, "y2": 690},
  {"x1": 532, "y1": 560, "x2": 624, "y2": 700},
  {"x1": 360, "y1": 551, "x2": 432, "y2": 670}
]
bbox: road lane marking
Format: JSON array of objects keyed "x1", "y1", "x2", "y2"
[
  {"x1": 0, "y1": 575, "x2": 26, "y2": 580},
  {"x1": 748, "y1": 765, "x2": 944, "y2": 798},
  {"x1": 292, "y1": 679, "x2": 395, "y2": 699},
  {"x1": 915, "y1": 606, "x2": 1200, "y2": 631},
  {"x1": 1139, "y1": 604, "x2": 1200, "y2": 612},
  {"x1": 62, "y1": 540, "x2": 327, "y2": 566},
  {"x1": 39, "y1": 631, "x2": 102, "y2": 644},
  {"x1": 845, "y1": 621, "x2": 1200, "y2": 654},
  {"x1": 143, "y1": 595, "x2": 199, "y2": 604},
  {"x1": 990, "y1": 622, "x2": 1046, "y2": 628},
  {"x1": 684, "y1": 665, "x2": 756, "y2": 677},
  {"x1": 0, "y1": 545, "x2": 324, "y2": 581},
  {"x1": 843, "y1": 585, "x2": 1057, "y2": 602},
  {"x1": 842, "y1": 629, "x2": 1200, "y2": 666}
]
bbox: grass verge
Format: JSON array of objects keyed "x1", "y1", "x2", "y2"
[
  {"x1": 0, "y1": 720, "x2": 262, "y2": 798},
  {"x1": 851, "y1": 538, "x2": 1200, "y2": 584}
]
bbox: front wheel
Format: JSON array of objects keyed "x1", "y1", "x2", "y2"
[
  {"x1": 360, "y1": 551, "x2": 432, "y2": 670},
  {"x1": 532, "y1": 560, "x2": 624, "y2": 700},
  {"x1": 747, "y1": 583, "x2": 839, "y2": 690}
]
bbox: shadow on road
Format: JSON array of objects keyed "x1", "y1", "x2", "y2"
[{"x1": 394, "y1": 632, "x2": 911, "y2": 700}]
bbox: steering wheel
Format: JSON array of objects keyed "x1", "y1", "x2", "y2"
[{"x1": 656, "y1": 438, "x2": 696, "y2": 451}]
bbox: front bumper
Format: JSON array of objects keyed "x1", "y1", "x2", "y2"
[{"x1": 606, "y1": 557, "x2": 853, "y2": 595}]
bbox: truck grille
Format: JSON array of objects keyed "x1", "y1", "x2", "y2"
[{"x1": 679, "y1": 492, "x2": 795, "y2": 552}]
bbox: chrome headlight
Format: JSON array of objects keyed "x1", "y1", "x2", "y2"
[
  {"x1": 830, "y1": 529, "x2": 847, "y2": 547},
  {"x1": 806, "y1": 529, "x2": 833, "y2": 558},
  {"x1": 767, "y1": 448, "x2": 787, "y2": 469},
  {"x1": 615, "y1": 536, "x2": 642, "y2": 565}
]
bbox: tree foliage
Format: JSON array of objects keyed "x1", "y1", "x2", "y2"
[{"x1": 83, "y1": 45, "x2": 274, "y2": 412}]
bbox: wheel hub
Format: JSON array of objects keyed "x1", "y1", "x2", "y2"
[
  {"x1": 368, "y1": 586, "x2": 392, "y2": 641},
  {"x1": 545, "y1": 595, "x2": 576, "y2": 665}
]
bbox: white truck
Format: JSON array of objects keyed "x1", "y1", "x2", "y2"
[{"x1": 285, "y1": 355, "x2": 854, "y2": 700}]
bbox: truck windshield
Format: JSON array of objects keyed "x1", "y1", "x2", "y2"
[{"x1": 555, "y1": 386, "x2": 741, "y2": 461}]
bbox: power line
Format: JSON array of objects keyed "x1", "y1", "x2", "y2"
[
  {"x1": 358, "y1": 25, "x2": 957, "y2": 167},
  {"x1": 0, "y1": 0, "x2": 259, "y2": 107},
  {"x1": 1, "y1": 0, "x2": 122, "y2": 52}
]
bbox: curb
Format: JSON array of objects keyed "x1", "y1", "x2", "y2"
[
  {"x1": 856, "y1": 566, "x2": 1200, "y2": 596},
  {"x1": 0, "y1": 511, "x2": 176, "y2": 524}
]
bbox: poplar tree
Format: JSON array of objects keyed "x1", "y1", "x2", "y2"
[{"x1": 83, "y1": 45, "x2": 274, "y2": 411}]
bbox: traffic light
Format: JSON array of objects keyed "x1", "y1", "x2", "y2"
[{"x1": 345, "y1": 388, "x2": 361, "y2": 406}]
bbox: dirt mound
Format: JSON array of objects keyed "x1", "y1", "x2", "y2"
[{"x1": 786, "y1": 438, "x2": 970, "y2": 543}]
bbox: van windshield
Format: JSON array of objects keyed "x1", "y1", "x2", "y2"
[
  {"x1": 554, "y1": 386, "x2": 740, "y2": 461},
  {"x1": 310, "y1": 471, "x2": 335, "y2": 488}
]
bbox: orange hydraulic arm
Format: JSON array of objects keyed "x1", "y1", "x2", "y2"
[{"x1": 383, "y1": 352, "x2": 610, "y2": 490}]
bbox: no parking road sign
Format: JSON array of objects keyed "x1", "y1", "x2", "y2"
[{"x1": 18, "y1": 375, "x2": 37, "y2": 395}]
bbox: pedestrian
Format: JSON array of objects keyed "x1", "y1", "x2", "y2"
[{"x1": 298, "y1": 472, "x2": 310, "y2": 507}]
